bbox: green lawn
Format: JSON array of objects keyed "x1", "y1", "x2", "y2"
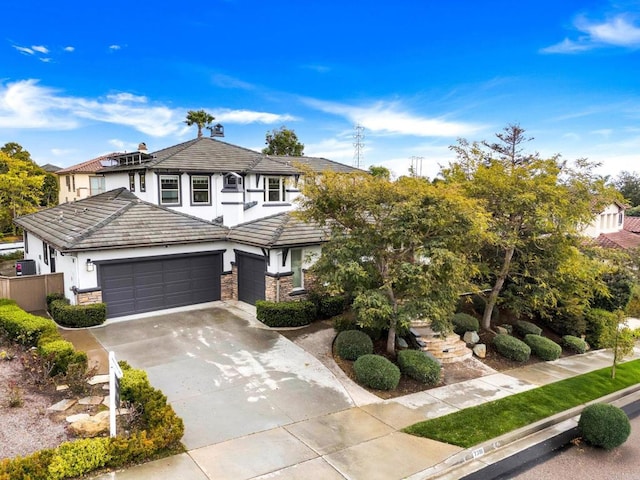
[{"x1": 403, "y1": 359, "x2": 640, "y2": 448}]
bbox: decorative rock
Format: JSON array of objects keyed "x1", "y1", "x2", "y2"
[
  {"x1": 48, "y1": 399, "x2": 77, "y2": 412},
  {"x1": 396, "y1": 336, "x2": 409, "y2": 349},
  {"x1": 416, "y1": 339, "x2": 427, "y2": 348},
  {"x1": 102, "y1": 384, "x2": 110, "y2": 390},
  {"x1": 66, "y1": 413, "x2": 90, "y2": 423},
  {"x1": 56, "y1": 385, "x2": 69, "y2": 392},
  {"x1": 495, "y1": 326, "x2": 509, "y2": 335},
  {"x1": 68, "y1": 411, "x2": 110, "y2": 438},
  {"x1": 78, "y1": 396, "x2": 105, "y2": 406},
  {"x1": 88, "y1": 374, "x2": 109, "y2": 385},
  {"x1": 463, "y1": 331, "x2": 480, "y2": 345},
  {"x1": 102, "y1": 396, "x2": 110, "y2": 407},
  {"x1": 473, "y1": 344, "x2": 487, "y2": 358},
  {"x1": 410, "y1": 328, "x2": 422, "y2": 338}
]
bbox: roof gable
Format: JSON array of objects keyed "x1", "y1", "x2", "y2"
[
  {"x1": 56, "y1": 153, "x2": 123, "y2": 174},
  {"x1": 227, "y1": 212, "x2": 328, "y2": 248}
]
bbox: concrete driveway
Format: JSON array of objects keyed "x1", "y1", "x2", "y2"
[{"x1": 91, "y1": 304, "x2": 355, "y2": 450}]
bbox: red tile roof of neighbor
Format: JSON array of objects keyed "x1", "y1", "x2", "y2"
[
  {"x1": 625, "y1": 216, "x2": 640, "y2": 234},
  {"x1": 596, "y1": 230, "x2": 640, "y2": 250},
  {"x1": 56, "y1": 153, "x2": 123, "y2": 174}
]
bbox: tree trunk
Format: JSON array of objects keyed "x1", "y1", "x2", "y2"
[
  {"x1": 482, "y1": 245, "x2": 515, "y2": 330},
  {"x1": 386, "y1": 285, "x2": 398, "y2": 357}
]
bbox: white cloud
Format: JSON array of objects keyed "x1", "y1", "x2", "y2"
[
  {"x1": 51, "y1": 148, "x2": 76, "y2": 156},
  {"x1": 212, "y1": 74, "x2": 255, "y2": 90},
  {"x1": 109, "y1": 45, "x2": 122, "y2": 51},
  {"x1": 0, "y1": 79, "x2": 302, "y2": 137},
  {"x1": 13, "y1": 45, "x2": 35, "y2": 55},
  {"x1": 303, "y1": 98, "x2": 482, "y2": 137},
  {"x1": 108, "y1": 139, "x2": 126, "y2": 150},
  {"x1": 64, "y1": 46, "x2": 75, "y2": 52},
  {"x1": 32, "y1": 45, "x2": 49, "y2": 54},
  {"x1": 542, "y1": 13, "x2": 640, "y2": 53},
  {"x1": 39, "y1": 58, "x2": 52, "y2": 63},
  {"x1": 591, "y1": 129, "x2": 613, "y2": 137},
  {"x1": 216, "y1": 109, "x2": 297, "y2": 124}
]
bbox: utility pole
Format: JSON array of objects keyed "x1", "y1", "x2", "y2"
[{"x1": 353, "y1": 124, "x2": 365, "y2": 168}]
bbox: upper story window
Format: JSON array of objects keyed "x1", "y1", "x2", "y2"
[
  {"x1": 43, "y1": 241, "x2": 49, "y2": 265},
  {"x1": 223, "y1": 172, "x2": 243, "y2": 190},
  {"x1": 128, "y1": 172, "x2": 135, "y2": 192},
  {"x1": 266, "y1": 176, "x2": 285, "y2": 202},
  {"x1": 139, "y1": 172, "x2": 146, "y2": 192},
  {"x1": 619, "y1": 212, "x2": 624, "y2": 226},
  {"x1": 159, "y1": 174, "x2": 180, "y2": 205},
  {"x1": 24, "y1": 231, "x2": 29, "y2": 254},
  {"x1": 191, "y1": 175, "x2": 210, "y2": 205},
  {"x1": 65, "y1": 175, "x2": 76, "y2": 193},
  {"x1": 90, "y1": 176, "x2": 105, "y2": 196}
]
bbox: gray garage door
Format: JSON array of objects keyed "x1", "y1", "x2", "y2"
[
  {"x1": 237, "y1": 252, "x2": 266, "y2": 305},
  {"x1": 100, "y1": 253, "x2": 222, "y2": 318}
]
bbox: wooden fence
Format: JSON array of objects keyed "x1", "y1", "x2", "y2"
[{"x1": 0, "y1": 273, "x2": 64, "y2": 312}]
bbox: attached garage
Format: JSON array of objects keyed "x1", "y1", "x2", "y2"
[
  {"x1": 236, "y1": 252, "x2": 266, "y2": 305},
  {"x1": 100, "y1": 253, "x2": 222, "y2": 317}
]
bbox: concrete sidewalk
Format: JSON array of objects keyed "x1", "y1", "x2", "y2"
[{"x1": 73, "y1": 305, "x2": 640, "y2": 480}]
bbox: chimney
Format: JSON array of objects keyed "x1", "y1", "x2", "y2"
[{"x1": 138, "y1": 142, "x2": 148, "y2": 152}]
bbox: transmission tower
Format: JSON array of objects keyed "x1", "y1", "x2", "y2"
[
  {"x1": 409, "y1": 156, "x2": 424, "y2": 177},
  {"x1": 353, "y1": 124, "x2": 365, "y2": 168}
]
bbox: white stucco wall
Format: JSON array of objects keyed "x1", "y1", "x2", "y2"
[{"x1": 582, "y1": 203, "x2": 624, "y2": 238}]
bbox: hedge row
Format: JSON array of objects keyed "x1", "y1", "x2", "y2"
[
  {"x1": 47, "y1": 294, "x2": 106, "y2": 328},
  {"x1": 0, "y1": 301, "x2": 87, "y2": 375},
  {"x1": 523, "y1": 334, "x2": 562, "y2": 361},
  {"x1": 493, "y1": 334, "x2": 531, "y2": 362},
  {"x1": 0, "y1": 362, "x2": 184, "y2": 479},
  {"x1": 397, "y1": 350, "x2": 441, "y2": 386},
  {"x1": 256, "y1": 300, "x2": 316, "y2": 327}
]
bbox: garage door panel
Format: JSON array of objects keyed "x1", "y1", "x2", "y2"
[
  {"x1": 237, "y1": 253, "x2": 266, "y2": 305},
  {"x1": 101, "y1": 253, "x2": 222, "y2": 318}
]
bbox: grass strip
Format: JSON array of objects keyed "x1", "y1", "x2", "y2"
[{"x1": 403, "y1": 359, "x2": 640, "y2": 448}]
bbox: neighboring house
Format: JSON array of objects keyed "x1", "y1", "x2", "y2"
[
  {"x1": 55, "y1": 152, "x2": 122, "y2": 204},
  {"x1": 40, "y1": 163, "x2": 62, "y2": 173},
  {"x1": 16, "y1": 137, "x2": 355, "y2": 318},
  {"x1": 583, "y1": 202, "x2": 640, "y2": 250}
]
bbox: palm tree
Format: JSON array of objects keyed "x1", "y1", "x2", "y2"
[{"x1": 185, "y1": 110, "x2": 215, "y2": 138}]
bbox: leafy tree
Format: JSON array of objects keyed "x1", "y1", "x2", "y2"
[
  {"x1": 1, "y1": 142, "x2": 33, "y2": 163},
  {"x1": 262, "y1": 126, "x2": 304, "y2": 156},
  {"x1": 368, "y1": 165, "x2": 391, "y2": 178},
  {"x1": 297, "y1": 170, "x2": 485, "y2": 355},
  {"x1": 600, "y1": 311, "x2": 638, "y2": 379},
  {"x1": 613, "y1": 171, "x2": 640, "y2": 207},
  {"x1": 0, "y1": 151, "x2": 45, "y2": 235},
  {"x1": 441, "y1": 125, "x2": 619, "y2": 330},
  {"x1": 185, "y1": 109, "x2": 215, "y2": 138},
  {"x1": 41, "y1": 173, "x2": 59, "y2": 207}
]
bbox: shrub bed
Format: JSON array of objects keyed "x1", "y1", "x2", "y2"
[
  {"x1": 0, "y1": 362, "x2": 184, "y2": 479},
  {"x1": 562, "y1": 335, "x2": 587, "y2": 354},
  {"x1": 49, "y1": 299, "x2": 106, "y2": 328},
  {"x1": 493, "y1": 334, "x2": 531, "y2": 362},
  {"x1": 578, "y1": 403, "x2": 631, "y2": 450},
  {"x1": 256, "y1": 300, "x2": 316, "y2": 327},
  {"x1": 513, "y1": 320, "x2": 542, "y2": 337},
  {"x1": 452, "y1": 313, "x2": 479, "y2": 336},
  {"x1": 310, "y1": 293, "x2": 347, "y2": 319},
  {"x1": 353, "y1": 354, "x2": 401, "y2": 390},
  {"x1": 523, "y1": 334, "x2": 562, "y2": 361},
  {"x1": 397, "y1": 349, "x2": 441, "y2": 385},
  {"x1": 334, "y1": 330, "x2": 373, "y2": 360}
]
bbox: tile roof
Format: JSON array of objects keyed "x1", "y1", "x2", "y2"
[
  {"x1": 99, "y1": 137, "x2": 360, "y2": 175},
  {"x1": 40, "y1": 163, "x2": 62, "y2": 173},
  {"x1": 595, "y1": 230, "x2": 640, "y2": 250},
  {"x1": 15, "y1": 188, "x2": 228, "y2": 252},
  {"x1": 624, "y1": 216, "x2": 640, "y2": 234},
  {"x1": 227, "y1": 212, "x2": 329, "y2": 248},
  {"x1": 56, "y1": 153, "x2": 123, "y2": 174}
]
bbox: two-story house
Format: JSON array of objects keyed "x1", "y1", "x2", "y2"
[
  {"x1": 582, "y1": 201, "x2": 640, "y2": 250},
  {"x1": 55, "y1": 153, "x2": 122, "y2": 204},
  {"x1": 15, "y1": 137, "x2": 356, "y2": 319}
]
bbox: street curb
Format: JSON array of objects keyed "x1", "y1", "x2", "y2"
[{"x1": 408, "y1": 383, "x2": 640, "y2": 480}]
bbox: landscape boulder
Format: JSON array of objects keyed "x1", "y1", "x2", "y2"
[
  {"x1": 463, "y1": 331, "x2": 480, "y2": 345},
  {"x1": 473, "y1": 344, "x2": 487, "y2": 358},
  {"x1": 68, "y1": 410, "x2": 110, "y2": 438}
]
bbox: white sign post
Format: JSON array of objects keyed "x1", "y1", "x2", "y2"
[{"x1": 109, "y1": 351, "x2": 123, "y2": 438}]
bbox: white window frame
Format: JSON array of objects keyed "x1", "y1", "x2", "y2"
[
  {"x1": 191, "y1": 175, "x2": 211, "y2": 205},
  {"x1": 265, "y1": 176, "x2": 285, "y2": 202},
  {"x1": 90, "y1": 176, "x2": 105, "y2": 196},
  {"x1": 159, "y1": 174, "x2": 181, "y2": 205}
]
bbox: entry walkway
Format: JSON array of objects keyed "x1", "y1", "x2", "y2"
[{"x1": 69, "y1": 304, "x2": 640, "y2": 480}]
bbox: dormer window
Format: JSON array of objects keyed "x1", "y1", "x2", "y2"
[
  {"x1": 265, "y1": 176, "x2": 285, "y2": 202},
  {"x1": 223, "y1": 172, "x2": 243, "y2": 190}
]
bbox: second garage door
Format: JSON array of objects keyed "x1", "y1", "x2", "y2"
[
  {"x1": 100, "y1": 253, "x2": 222, "y2": 318},
  {"x1": 237, "y1": 252, "x2": 266, "y2": 305}
]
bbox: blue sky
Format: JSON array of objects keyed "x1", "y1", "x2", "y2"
[{"x1": 1, "y1": 0, "x2": 639, "y2": 179}]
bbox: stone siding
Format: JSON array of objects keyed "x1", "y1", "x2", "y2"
[
  {"x1": 221, "y1": 269, "x2": 236, "y2": 301},
  {"x1": 77, "y1": 290, "x2": 103, "y2": 305}
]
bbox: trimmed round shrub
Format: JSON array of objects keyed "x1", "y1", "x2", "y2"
[
  {"x1": 452, "y1": 313, "x2": 480, "y2": 336},
  {"x1": 397, "y1": 349, "x2": 441, "y2": 385},
  {"x1": 256, "y1": 300, "x2": 316, "y2": 327},
  {"x1": 354, "y1": 354, "x2": 401, "y2": 390},
  {"x1": 562, "y1": 335, "x2": 587, "y2": 354},
  {"x1": 333, "y1": 311, "x2": 357, "y2": 332},
  {"x1": 524, "y1": 334, "x2": 562, "y2": 361},
  {"x1": 492, "y1": 334, "x2": 531, "y2": 362},
  {"x1": 578, "y1": 403, "x2": 631, "y2": 450},
  {"x1": 513, "y1": 320, "x2": 542, "y2": 337},
  {"x1": 335, "y1": 330, "x2": 373, "y2": 360}
]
